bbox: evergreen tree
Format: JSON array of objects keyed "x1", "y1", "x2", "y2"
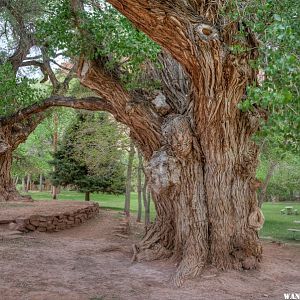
[{"x1": 51, "y1": 111, "x2": 126, "y2": 201}]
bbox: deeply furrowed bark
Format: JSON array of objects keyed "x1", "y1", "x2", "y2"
[
  {"x1": 0, "y1": 124, "x2": 34, "y2": 202},
  {"x1": 134, "y1": 116, "x2": 209, "y2": 286},
  {"x1": 78, "y1": 53, "x2": 265, "y2": 285},
  {"x1": 74, "y1": 0, "x2": 267, "y2": 284}
]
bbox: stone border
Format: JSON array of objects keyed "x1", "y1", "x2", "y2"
[{"x1": 8, "y1": 203, "x2": 100, "y2": 233}]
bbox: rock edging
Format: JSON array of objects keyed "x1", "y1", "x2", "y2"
[{"x1": 8, "y1": 202, "x2": 100, "y2": 233}]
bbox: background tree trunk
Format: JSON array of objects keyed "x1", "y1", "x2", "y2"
[
  {"x1": 22, "y1": 177, "x2": 26, "y2": 192},
  {"x1": 26, "y1": 174, "x2": 31, "y2": 192},
  {"x1": 124, "y1": 142, "x2": 135, "y2": 216},
  {"x1": 14, "y1": 176, "x2": 19, "y2": 186},
  {"x1": 136, "y1": 151, "x2": 143, "y2": 223},
  {"x1": 146, "y1": 189, "x2": 151, "y2": 221},
  {"x1": 39, "y1": 174, "x2": 43, "y2": 192},
  {"x1": 85, "y1": 191, "x2": 90, "y2": 201},
  {"x1": 52, "y1": 112, "x2": 59, "y2": 200},
  {"x1": 142, "y1": 176, "x2": 150, "y2": 226},
  {"x1": 258, "y1": 161, "x2": 278, "y2": 207}
]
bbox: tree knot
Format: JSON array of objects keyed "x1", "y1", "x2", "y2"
[
  {"x1": 146, "y1": 150, "x2": 181, "y2": 193},
  {"x1": 248, "y1": 207, "x2": 264, "y2": 231},
  {"x1": 152, "y1": 92, "x2": 171, "y2": 115},
  {"x1": 0, "y1": 141, "x2": 11, "y2": 154},
  {"x1": 195, "y1": 24, "x2": 219, "y2": 41},
  {"x1": 162, "y1": 115, "x2": 194, "y2": 158}
]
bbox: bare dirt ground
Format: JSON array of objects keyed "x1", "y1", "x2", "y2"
[{"x1": 0, "y1": 208, "x2": 299, "y2": 300}]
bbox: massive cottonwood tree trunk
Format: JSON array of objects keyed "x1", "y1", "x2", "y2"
[
  {"x1": 73, "y1": 0, "x2": 266, "y2": 285},
  {"x1": 78, "y1": 51, "x2": 264, "y2": 285}
]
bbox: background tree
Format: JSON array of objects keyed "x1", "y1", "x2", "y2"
[
  {"x1": 12, "y1": 107, "x2": 76, "y2": 191},
  {"x1": 0, "y1": 0, "x2": 116, "y2": 201},
  {"x1": 136, "y1": 151, "x2": 143, "y2": 223},
  {"x1": 257, "y1": 149, "x2": 300, "y2": 203},
  {"x1": 124, "y1": 142, "x2": 135, "y2": 217},
  {"x1": 51, "y1": 111, "x2": 126, "y2": 201}
]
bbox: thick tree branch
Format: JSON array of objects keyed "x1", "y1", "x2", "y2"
[
  {"x1": 49, "y1": 59, "x2": 72, "y2": 71},
  {"x1": 107, "y1": 0, "x2": 260, "y2": 139},
  {"x1": 78, "y1": 58, "x2": 162, "y2": 158},
  {"x1": 106, "y1": 0, "x2": 222, "y2": 79},
  {"x1": 70, "y1": 0, "x2": 163, "y2": 157},
  {"x1": 62, "y1": 61, "x2": 78, "y2": 90},
  {"x1": 10, "y1": 112, "x2": 46, "y2": 148},
  {"x1": 0, "y1": 96, "x2": 115, "y2": 126},
  {"x1": 150, "y1": 52, "x2": 191, "y2": 114}
]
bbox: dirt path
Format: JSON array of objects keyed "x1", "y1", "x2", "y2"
[{"x1": 0, "y1": 209, "x2": 299, "y2": 300}]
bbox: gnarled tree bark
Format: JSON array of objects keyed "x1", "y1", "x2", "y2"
[
  {"x1": 77, "y1": 0, "x2": 266, "y2": 285},
  {"x1": 0, "y1": 115, "x2": 44, "y2": 202}
]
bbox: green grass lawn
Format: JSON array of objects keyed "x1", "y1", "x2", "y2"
[
  {"x1": 23, "y1": 190, "x2": 300, "y2": 243},
  {"x1": 260, "y1": 202, "x2": 300, "y2": 242},
  {"x1": 23, "y1": 190, "x2": 156, "y2": 218}
]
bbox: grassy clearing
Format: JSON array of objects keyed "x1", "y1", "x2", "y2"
[
  {"x1": 260, "y1": 202, "x2": 300, "y2": 242},
  {"x1": 23, "y1": 190, "x2": 156, "y2": 218},
  {"x1": 23, "y1": 190, "x2": 300, "y2": 242}
]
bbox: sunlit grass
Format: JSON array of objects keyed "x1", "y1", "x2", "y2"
[
  {"x1": 260, "y1": 202, "x2": 300, "y2": 242},
  {"x1": 23, "y1": 190, "x2": 156, "y2": 218}
]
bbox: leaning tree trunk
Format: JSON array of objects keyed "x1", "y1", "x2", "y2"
[
  {"x1": 0, "y1": 116, "x2": 45, "y2": 202},
  {"x1": 258, "y1": 161, "x2": 277, "y2": 207},
  {"x1": 0, "y1": 127, "x2": 31, "y2": 202},
  {"x1": 0, "y1": 139, "x2": 16, "y2": 201},
  {"x1": 0, "y1": 95, "x2": 116, "y2": 202}
]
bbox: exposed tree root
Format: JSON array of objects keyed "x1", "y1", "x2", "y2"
[{"x1": 172, "y1": 252, "x2": 207, "y2": 287}]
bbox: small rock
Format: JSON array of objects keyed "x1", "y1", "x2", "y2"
[
  {"x1": 26, "y1": 224, "x2": 36, "y2": 231},
  {"x1": 8, "y1": 222, "x2": 18, "y2": 231},
  {"x1": 30, "y1": 220, "x2": 40, "y2": 227}
]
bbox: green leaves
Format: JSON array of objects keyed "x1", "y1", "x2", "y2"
[
  {"x1": 229, "y1": 0, "x2": 300, "y2": 152},
  {"x1": 0, "y1": 63, "x2": 45, "y2": 117},
  {"x1": 36, "y1": 0, "x2": 160, "y2": 89},
  {"x1": 50, "y1": 111, "x2": 127, "y2": 194}
]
